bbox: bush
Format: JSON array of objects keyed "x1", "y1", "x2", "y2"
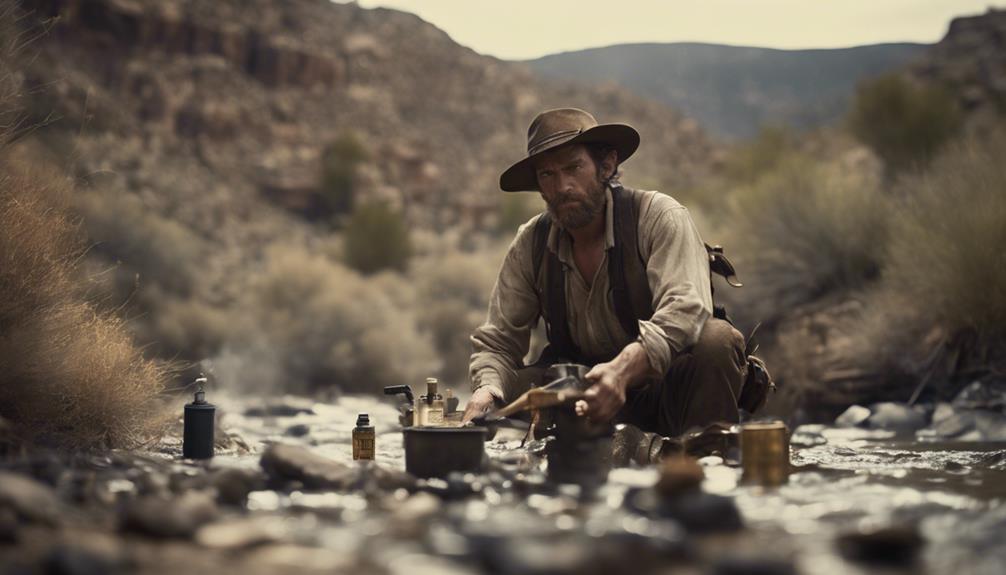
[
  {"x1": 726, "y1": 156, "x2": 888, "y2": 317},
  {"x1": 320, "y1": 132, "x2": 369, "y2": 217},
  {"x1": 411, "y1": 248, "x2": 502, "y2": 386},
  {"x1": 343, "y1": 201, "x2": 412, "y2": 274},
  {"x1": 220, "y1": 245, "x2": 437, "y2": 394},
  {"x1": 0, "y1": 150, "x2": 166, "y2": 448},
  {"x1": 723, "y1": 125, "x2": 794, "y2": 184},
  {"x1": 882, "y1": 128, "x2": 1006, "y2": 336},
  {"x1": 848, "y1": 73, "x2": 962, "y2": 175}
]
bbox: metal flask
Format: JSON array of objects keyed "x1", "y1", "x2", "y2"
[{"x1": 183, "y1": 382, "x2": 215, "y2": 460}]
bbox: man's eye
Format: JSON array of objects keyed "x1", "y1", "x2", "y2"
[{"x1": 538, "y1": 170, "x2": 553, "y2": 178}]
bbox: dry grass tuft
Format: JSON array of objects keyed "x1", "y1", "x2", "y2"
[{"x1": 0, "y1": 149, "x2": 167, "y2": 449}]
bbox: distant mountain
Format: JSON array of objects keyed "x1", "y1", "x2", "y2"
[{"x1": 528, "y1": 42, "x2": 929, "y2": 139}]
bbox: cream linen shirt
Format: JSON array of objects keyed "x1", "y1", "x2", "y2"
[{"x1": 469, "y1": 186, "x2": 713, "y2": 402}]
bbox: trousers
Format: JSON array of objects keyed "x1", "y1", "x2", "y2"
[{"x1": 517, "y1": 318, "x2": 747, "y2": 438}]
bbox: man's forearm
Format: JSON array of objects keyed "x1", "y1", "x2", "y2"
[{"x1": 609, "y1": 341, "x2": 660, "y2": 390}]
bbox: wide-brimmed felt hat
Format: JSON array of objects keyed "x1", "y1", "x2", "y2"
[{"x1": 500, "y1": 108, "x2": 640, "y2": 192}]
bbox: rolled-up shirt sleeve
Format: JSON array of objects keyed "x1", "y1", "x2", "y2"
[
  {"x1": 469, "y1": 217, "x2": 542, "y2": 401},
  {"x1": 636, "y1": 197, "x2": 713, "y2": 376}
]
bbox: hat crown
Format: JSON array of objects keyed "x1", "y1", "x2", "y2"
[{"x1": 527, "y1": 108, "x2": 598, "y2": 155}]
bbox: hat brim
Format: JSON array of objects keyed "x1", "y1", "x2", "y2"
[{"x1": 499, "y1": 124, "x2": 640, "y2": 192}]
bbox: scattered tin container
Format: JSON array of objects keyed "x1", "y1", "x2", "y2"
[
  {"x1": 740, "y1": 421, "x2": 790, "y2": 486},
  {"x1": 402, "y1": 426, "x2": 487, "y2": 478},
  {"x1": 183, "y1": 377, "x2": 215, "y2": 460}
]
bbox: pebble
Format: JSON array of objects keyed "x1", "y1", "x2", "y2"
[
  {"x1": 0, "y1": 470, "x2": 62, "y2": 525},
  {"x1": 121, "y1": 490, "x2": 219, "y2": 538},
  {"x1": 285, "y1": 423, "x2": 311, "y2": 437},
  {"x1": 837, "y1": 523, "x2": 924, "y2": 564},
  {"x1": 655, "y1": 456, "x2": 704, "y2": 498},
  {"x1": 195, "y1": 516, "x2": 285, "y2": 549},
  {"x1": 244, "y1": 397, "x2": 317, "y2": 417},
  {"x1": 835, "y1": 405, "x2": 871, "y2": 427},
  {"x1": 867, "y1": 402, "x2": 928, "y2": 432}
]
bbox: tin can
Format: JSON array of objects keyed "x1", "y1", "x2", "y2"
[{"x1": 740, "y1": 421, "x2": 789, "y2": 486}]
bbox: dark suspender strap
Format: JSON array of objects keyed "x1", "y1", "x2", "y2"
[
  {"x1": 531, "y1": 214, "x2": 579, "y2": 359},
  {"x1": 610, "y1": 185, "x2": 648, "y2": 338}
]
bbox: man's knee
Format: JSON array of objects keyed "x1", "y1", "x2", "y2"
[{"x1": 692, "y1": 318, "x2": 745, "y2": 371}]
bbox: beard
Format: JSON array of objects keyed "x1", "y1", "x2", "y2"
[{"x1": 546, "y1": 175, "x2": 607, "y2": 230}]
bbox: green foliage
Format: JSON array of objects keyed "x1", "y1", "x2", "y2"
[
  {"x1": 497, "y1": 193, "x2": 544, "y2": 235},
  {"x1": 320, "y1": 132, "x2": 369, "y2": 216},
  {"x1": 883, "y1": 129, "x2": 1006, "y2": 336},
  {"x1": 343, "y1": 201, "x2": 412, "y2": 274},
  {"x1": 727, "y1": 156, "x2": 888, "y2": 314},
  {"x1": 848, "y1": 73, "x2": 962, "y2": 175},
  {"x1": 723, "y1": 125, "x2": 794, "y2": 184}
]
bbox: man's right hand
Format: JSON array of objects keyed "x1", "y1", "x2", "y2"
[{"x1": 462, "y1": 387, "x2": 501, "y2": 424}]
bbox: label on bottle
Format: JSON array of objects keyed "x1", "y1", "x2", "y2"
[
  {"x1": 353, "y1": 430, "x2": 375, "y2": 460},
  {"x1": 427, "y1": 401, "x2": 445, "y2": 426}
]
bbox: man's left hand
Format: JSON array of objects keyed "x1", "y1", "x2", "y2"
[{"x1": 576, "y1": 361, "x2": 628, "y2": 423}]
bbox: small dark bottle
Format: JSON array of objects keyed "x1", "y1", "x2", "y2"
[
  {"x1": 183, "y1": 378, "x2": 215, "y2": 459},
  {"x1": 353, "y1": 413, "x2": 375, "y2": 460}
]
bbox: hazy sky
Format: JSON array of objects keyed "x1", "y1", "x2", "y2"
[{"x1": 347, "y1": 0, "x2": 1001, "y2": 60}]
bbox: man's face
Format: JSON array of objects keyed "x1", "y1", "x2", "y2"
[{"x1": 533, "y1": 145, "x2": 612, "y2": 230}]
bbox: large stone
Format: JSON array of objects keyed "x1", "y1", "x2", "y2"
[
  {"x1": 867, "y1": 403, "x2": 928, "y2": 432},
  {"x1": 0, "y1": 471, "x2": 62, "y2": 525},
  {"x1": 121, "y1": 490, "x2": 219, "y2": 538},
  {"x1": 260, "y1": 443, "x2": 352, "y2": 489}
]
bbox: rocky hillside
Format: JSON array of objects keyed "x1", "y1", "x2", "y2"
[
  {"x1": 528, "y1": 42, "x2": 927, "y2": 139},
  {"x1": 17, "y1": 0, "x2": 716, "y2": 235},
  {"x1": 912, "y1": 8, "x2": 1006, "y2": 132}
]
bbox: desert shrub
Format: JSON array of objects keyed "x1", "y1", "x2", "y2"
[
  {"x1": 723, "y1": 125, "x2": 794, "y2": 184},
  {"x1": 882, "y1": 128, "x2": 1006, "y2": 336},
  {"x1": 726, "y1": 156, "x2": 888, "y2": 318},
  {"x1": 343, "y1": 201, "x2": 412, "y2": 274},
  {"x1": 848, "y1": 73, "x2": 962, "y2": 175},
  {"x1": 497, "y1": 193, "x2": 544, "y2": 235},
  {"x1": 76, "y1": 189, "x2": 204, "y2": 297},
  {"x1": 0, "y1": 150, "x2": 166, "y2": 448},
  {"x1": 224, "y1": 245, "x2": 437, "y2": 394},
  {"x1": 411, "y1": 247, "x2": 502, "y2": 386},
  {"x1": 320, "y1": 132, "x2": 369, "y2": 217}
]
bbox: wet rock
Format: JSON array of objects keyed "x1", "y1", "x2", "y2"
[
  {"x1": 245, "y1": 397, "x2": 316, "y2": 417},
  {"x1": 209, "y1": 467, "x2": 265, "y2": 506},
  {"x1": 388, "y1": 492, "x2": 440, "y2": 537},
  {"x1": 837, "y1": 523, "x2": 924, "y2": 564},
  {"x1": 627, "y1": 488, "x2": 742, "y2": 533},
  {"x1": 867, "y1": 402, "x2": 928, "y2": 432},
  {"x1": 974, "y1": 410, "x2": 1006, "y2": 440},
  {"x1": 195, "y1": 516, "x2": 285, "y2": 549},
  {"x1": 713, "y1": 556, "x2": 797, "y2": 575},
  {"x1": 284, "y1": 423, "x2": 311, "y2": 437},
  {"x1": 922, "y1": 411, "x2": 977, "y2": 439},
  {"x1": 0, "y1": 507, "x2": 18, "y2": 542},
  {"x1": 45, "y1": 542, "x2": 126, "y2": 575},
  {"x1": 655, "y1": 456, "x2": 704, "y2": 498},
  {"x1": 121, "y1": 490, "x2": 219, "y2": 538},
  {"x1": 261, "y1": 443, "x2": 352, "y2": 489},
  {"x1": 790, "y1": 424, "x2": 827, "y2": 447},
  {"x1": 0, "y1": 471, "x2": 62, "y2": 525},
  {"x1": 951, "y1": 380, "x2": 1006, "y2": 411},
  {"x1": 261, "y1": 443, "x2": 414, "y2": 491},
  {"x1": 835, "y1": 405, "x2": 871, "y2": 427}
]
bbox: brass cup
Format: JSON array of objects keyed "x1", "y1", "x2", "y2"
[{"x1": 740, "y1": 421, "x2": 790, "y2": 486}]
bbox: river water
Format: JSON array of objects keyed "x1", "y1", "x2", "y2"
[{"x1": 193, "y1": 392, "x2": 1006, "y2": 575}]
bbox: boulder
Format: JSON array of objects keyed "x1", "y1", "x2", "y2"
[
  {"x1": 121, "y1": 490, "x2": 219, "y2": 538},
  {"x1": 867, "y1": 403, "x2": 928, "y2": 432},
  {"x1": 0, "y1": 471, "x2": 62, "y2": 525}
]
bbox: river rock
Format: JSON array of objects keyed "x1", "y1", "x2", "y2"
[
  {"x1": 261, "y1": 443, "x2": 352, "y2": 489},
  {"x1": 209, "y1": 467, "x2": 266, "y2": 506},
  {"x1": 284, "y1": 423, "x2": 311, "y2": 437},
  {"x1": 713, "y1": 556, "x2": 797, "y2": 575},
  {"x1": 195, "y1": 516, "x2": 286, "y2": 549},
  {"x1": 627, "y1": 488, "x2": 742, "y2": 533},
  {"x1": 45, "y1": 542, "x2": 126, "y2": 575},
  {"x1": 0, "y1": 471, "x2": 62, "y2": 525},
  {"x1": 245, "y1": 397, "x2": 316, "y2": 417},
  {"x1": 0, "y1": 507, "x2": 18, "y2": 542},
  {"x1": 655, "y1": 456, "x2": 704, "y2": 498},
  {"x1": 951, "y1": 380, "x2": 1006, "y2": 410},
  {"x1": 121, "y1": 490, "x2": 219, "y2": 538},
  {"x1": 867, "y1": 403, "x2": 928, "y2": 432},
  {"x1": 790, "y1": 424, "x2": 828, "y2": 447},
  {"x1": 835, "y1": 405, "x2": 871, "y2": 427},
  {"x1": 837, "y1": 523, "x2": 924, "y2": 564}
]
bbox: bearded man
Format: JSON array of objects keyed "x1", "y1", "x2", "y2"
[{"x1": 464, "y1": 108, "x2": 751, "y2": 439}]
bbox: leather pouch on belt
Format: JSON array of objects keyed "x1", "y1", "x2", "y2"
[{"x1": 739, "y1": 355, "x2": 774, "y2": 414}]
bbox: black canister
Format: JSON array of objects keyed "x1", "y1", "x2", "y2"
[{"x1": 183, "y1": 383, "x2": 215, "y2": 459}]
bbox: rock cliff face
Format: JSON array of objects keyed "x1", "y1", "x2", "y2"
[
  {"x1": 17, "y1": 0, "x2": 716, "y2": 234},
  {"x1": 914, "y1": 8, "x2": 1006, "y2": 130}
]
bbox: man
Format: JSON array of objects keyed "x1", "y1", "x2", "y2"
[{"x1": 464, "y1": 108, "x2": 748, "y2": 438}]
